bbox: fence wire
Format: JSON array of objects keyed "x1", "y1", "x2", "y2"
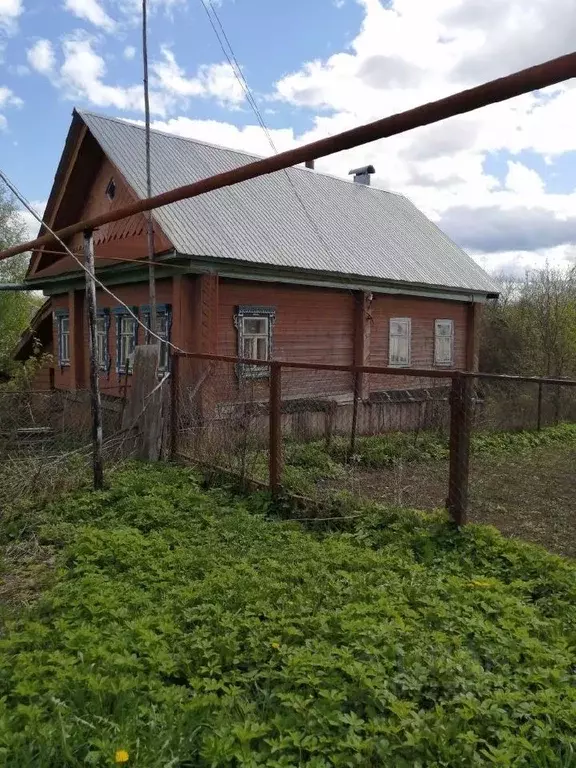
[
  {"x1": 173, "y1": 357, "x2": 271, "y2": 488},
  {"x1": 467, "y1": 377, "x2": 576, "y2": 558},
  {"x1": 171, "y1": 354, "x2": 576, "y2": 557},
  {"x1": 8, "y1": 358, "x2": 575, "y2": 559},
  {"x1": 0, "y1": 386, "x2": 160, "y2": 507}
]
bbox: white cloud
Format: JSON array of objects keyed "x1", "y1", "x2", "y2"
[
  {"x1": 152, "y1": 48, "x2": 245, "y2": 107},
  {"x1": 0, "y1": 85, "x2": 23, "y2": 129},
  {"x1": 264, "y1": 0, "x2": 576, "y2": 268},
  {"x1": 29, "y1": 37, "x2": 247, "y2": 118},
  {"x1": 58, "y1": 36, "x2": 172, "y2": 115},
  {"x1": 0, "y1": 0, "x2": 22, "y2": 31},
  {"x1": 152, "y1": 47, "x2": 204, "y2": 98},
  {"x1": 63, "y1": 0, "x2": 116, "y2": 31},
  {"x1": 123, "y1": 45, "x2": 136, "y2": 60},
  {"x1": 19, "y1": 200, "x2": 47, "y2": 240},
  {"x1": 198, "y1": 62, "x2": 245, "y2": 106},
  {"x1": 504, "y1": 162, "x2": 545, "y2": 199},
  {"x1": 475, "y1": 245, "x2": 576, "y2": 278},
  {"x1": 27, "y1": 40, "x2": 56, "y2": 75}
]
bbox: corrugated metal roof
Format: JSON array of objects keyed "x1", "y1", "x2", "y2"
[{"x1": 79, "y1": 110, "x2": 499, "y2": 295}]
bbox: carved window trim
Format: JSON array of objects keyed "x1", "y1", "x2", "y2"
[{"x1": 234, "y1": 305, "x2": 276, "y2": 379}]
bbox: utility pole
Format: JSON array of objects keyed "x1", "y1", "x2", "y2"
[
  {"x1": 142, "y1": 0, "x2": 157, "y2": 337},
  {"x1": 83, "y1": 229, "x2": 104, "y2": 490}
]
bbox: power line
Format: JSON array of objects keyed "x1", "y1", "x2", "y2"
[
  {"x1": 198, "y1": 0, "x2": 344, "y2": 276},
  {"x1": 0, "y1": 169, "x2": 184, "y2": 354}
]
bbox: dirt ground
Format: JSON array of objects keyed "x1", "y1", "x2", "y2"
[{"x1": 321, "y1": 446, "x2": 576, "y2": 559}]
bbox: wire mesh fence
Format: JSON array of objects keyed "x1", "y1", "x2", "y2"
[
  {"x1": 467, "y1": 378, "x2": 576, "y2": 558},
  {"x1": 5, "y1": 355, "x2": 574, "y2": 557},
  {"x1": 0, "y1": 382, "x2": 168, "y2": 507},
  {"x1": 172, "y1": 356, "x2": 271, "y2": 488},
  {"x1": 171, "y1": 353, "x2": 576, "y2": 556}
]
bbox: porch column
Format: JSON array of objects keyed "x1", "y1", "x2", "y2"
[{"x1": 193, "y1": 273, "x2": 219, "y2": 354}]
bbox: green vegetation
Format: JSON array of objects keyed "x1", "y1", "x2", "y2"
[
  {"x1": 1, "y1": 464, "x2": 576, "y2": 766},
  {"x1": 280, "y1": 422, "x2": 576, "y2": 494},
  {"x1": 0, "y1": 183, "x2": 43, "y2": 376}
]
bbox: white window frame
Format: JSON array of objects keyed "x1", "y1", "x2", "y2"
[
  {"x1": 95, "y1": 312, "x2": 110, "y2": 372},
  {"x1": 141, "y1": 304, "x2": 172, "y2": 373},
  {"x1": 389, "y1": 317, "x2": 411, "y2": 367},
  {"x1": 234, "y1": 305, "x2": 275, "y2": 379},
  {"x1": 116, "y1": 314, "x2": 138, "y2": 374},
  {"x1": 56, "y1": 313, "x2": 70, "y2": 367},
  {"x1": 243, "y1": 315, "x2": 269, "y2": 359},
  {"x1": 434, "y1": 319, "x2": 454, "y2": 366}
]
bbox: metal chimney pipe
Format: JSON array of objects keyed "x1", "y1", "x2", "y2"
[{"x1": 349, "y1": 165, "x2": 375, "y2": 185}]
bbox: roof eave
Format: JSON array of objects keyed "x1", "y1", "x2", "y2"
[
  {"x1": 24, "y1": 250, "x2": 499, "y2": 302},
  {"x1": 172, "y1": 252, "x2": 499, "y2": 302}
]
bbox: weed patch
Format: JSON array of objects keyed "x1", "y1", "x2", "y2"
[{"x1": 1, "y1": 464, "x2": 575, "y2": 766}]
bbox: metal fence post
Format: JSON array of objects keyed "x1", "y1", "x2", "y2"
[
  {"x1": 349, "y1": 370, "x2": 360, "y2": 458},
  {"x1": 170, "y1": 353, "x2": 179, "y2": 460},
  {"x1": 537, "y1": 381, "x2": 543, "y2": 431},
  {"x1": 447, "y1": 374, "x2": 472, "y2": 526},
  {"x1": 269, "y1": 361, "x2": 282, "y2": 496}
]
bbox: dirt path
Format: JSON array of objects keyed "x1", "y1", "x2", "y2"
[{"x1": 319, "y1": 446, "x2": 576, "y2": 558}]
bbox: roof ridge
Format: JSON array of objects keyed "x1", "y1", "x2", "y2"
[{"x1": 77, "y1": 109, "x2": 404, "y2": 200}]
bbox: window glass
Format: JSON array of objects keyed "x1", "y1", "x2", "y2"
[{"x1": 389, "y1": 318, "x2": 410, "y2": 366}]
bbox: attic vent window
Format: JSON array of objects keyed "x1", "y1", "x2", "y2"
[{"x1": 105, "y1": 178, "x2": 116, "y2": 201}]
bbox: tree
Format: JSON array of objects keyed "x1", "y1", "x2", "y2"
[
  {"x1": 0, "y1": 184, "x2": 42, "y2": 375},
  {"x1": 480, "y1": 265, "x2": 576, "y2": 378}
]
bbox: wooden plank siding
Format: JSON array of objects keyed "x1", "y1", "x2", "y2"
[
  {"x1": 51, "y1": 280, "x2": 172, "y2": 394},
  {"x1": 30, "y1": 144, "x2": 172, "y2": 281},
  {"x1": 217, "y1": 279, "x2": 355, "y2": 401},
  {"x1": 48, "y1": 274, "x2": 473, "y2": 409},
  {"x1": 368, "y1": 294, "x2": 468, "y2": 391},
  {"x1": 31, "y1": 361, "x2": 54, "y2": 391}
]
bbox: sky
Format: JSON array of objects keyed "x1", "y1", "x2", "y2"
[{"x1": 1, "y1": 0, "x2": 576, "y2": 278}]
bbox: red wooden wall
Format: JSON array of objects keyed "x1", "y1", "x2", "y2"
[{"x1": 48, "y1": 273, "x2": 476, "y2": 400}]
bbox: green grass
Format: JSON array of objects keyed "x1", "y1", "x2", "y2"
[
  {"x1": 278, "y1": 423, "x2": 576, "y2": 495},
  {"x1": 1, "y1": 464, "x2": 576, "y2": 766}
]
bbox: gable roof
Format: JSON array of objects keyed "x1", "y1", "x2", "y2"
[{"x1": 77, "y1": 110, "x2": 498, "y2": 296}]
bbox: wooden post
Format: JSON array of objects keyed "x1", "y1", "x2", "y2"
[
  {"x1": 554, "y1": 383, "x2": 561, "y2": 425},
  {"x1": 83, "y1": 229, "x2": 104, "y2": 490},
  {"x1": 465, "y1": 302, "x2": 480, "y2": 371},
  {"x1": 447, "y1": 375, "x2": 472, "y2": 526},
  {"x1": 142, "y1": 0, "x2": 157, "y2": 337},
  {"x1": 350, "y1": 371, "x2": 360, "y2": 458},
  {"x1": 537, "y1": 382, "x2": 543, "y2": 431},
  {"x1": 170, "y1": 352, "x2": 179, "y2": 460},
  {"x1": 269, "y1": 361, "x2": 282, "y2": 496}
]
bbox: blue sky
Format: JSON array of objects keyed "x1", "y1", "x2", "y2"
[
  {"x1": 0, "y1": 0, "x2": 362, "y2": 200},
  {"x1": 1, "y1": 0, "x2": 576, "y2": 276}
]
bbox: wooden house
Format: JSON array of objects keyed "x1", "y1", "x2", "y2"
[{"x1": 18, "y1": 109, "x2": 498, "y2": 434}]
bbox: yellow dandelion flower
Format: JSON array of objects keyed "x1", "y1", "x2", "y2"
[
  {"x1": 115, "y1": 750, "x2": 129, "y2": 764},
  {"x1": 271, "y1": 642, "x2": 281, "y2": 650}
]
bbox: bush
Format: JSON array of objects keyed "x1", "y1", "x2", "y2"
[{"x1": 1, "y1": 464, "x2": 576, "y2": 766}]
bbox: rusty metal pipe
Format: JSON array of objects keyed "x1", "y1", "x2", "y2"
[{"x1": 2, "y1": 51, "x2": 576, "y2": 261}]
